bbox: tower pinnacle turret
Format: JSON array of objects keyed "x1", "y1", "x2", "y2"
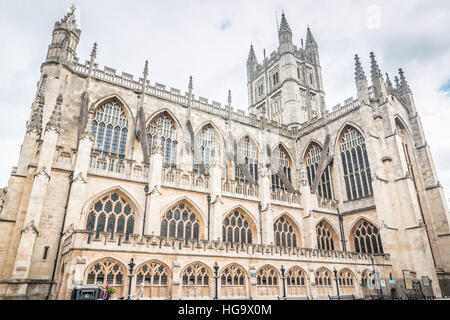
[
  {"x1": 46, "y1": 5, "x2": 81, "y2": 65},
  {"x1": 278, "y1": 12, "x2": 293, "y2": 45}
]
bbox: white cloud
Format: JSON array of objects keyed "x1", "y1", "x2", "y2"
[{"x1": 0, "y1": 0, "x2": 449, "y2": 205}]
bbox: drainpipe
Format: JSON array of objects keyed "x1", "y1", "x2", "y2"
[
  {"x1": 207, "y1": 194, "x2": 211, "y2": 241},
  {"x1": 258, "y1": 203, "x2": 263, "y2": 245},
  {"x1": 46, "y1": 172, "x2": 74, "y2": 300},
  {"x1": 337, "y1": 208, "x2": 347, "y2": 251}
]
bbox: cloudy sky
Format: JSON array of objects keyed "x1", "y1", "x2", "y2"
[{"x1": 0, "y1": 0, "x2": 449, "y2": 205}]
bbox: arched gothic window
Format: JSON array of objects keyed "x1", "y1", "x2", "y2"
[
  {"x1": 340, "y1": 127, "x2": 373, "y2": 201},
  {"x1": 273, "y1": 216, "x2": 298, "y2": 248},
  {"x1": 338, "y1": 269, "x2": 355, "y2": 287},
  {"x1": 136, "y1": 261, "x2": 170, "y2": 286},
  {"x1": 93, "y1": 99, "x2": 128, "y2": 162},
  {"x1": 182, "y1": 263, "x2": 210, "y2": 287},
  {"x1": 256, "y1": 266, "x2": 279, "y2": 286},
  {"x1": 160, "y1": 202, "x2": 200, "y2": 243},
  {"x1": 286, "y1": 267, "x2": 306, "y2": 286},
  {"x1": 396, "y1": 119, "x2": 415, "y2": 181},
  {"x1": 316, "y1": 221, "x2": 337, "y2": 251},
  {"x1": 147, "y1": 113, "x2": 178, "y2": 166},
  {"x1": 362, "y1": 269, "x2": 375, "y2": 287},
  {"x1": 352, "y1": 220, "x2": 383, "y2": 254},
  {"x1": 194, "y1": 125, "x2": 217, "y2": 171},
  {"x1": 85, "y1": 192, "x2": 135, "y2": 240},
  {"x1": 86, "y1": 259, "x2": 124, "y2": 289},
  {"x1": 306, "y1": 143, "x2": 334, "y2": 200},
  {"x1": 315, "y1": 268, "x2": 332, "y2": 286},
  {"x1": 222, "y1": 210, "x2": 254, "y2": 244},
  {"x1": 235, "y1": 136, "x2": 258, "y2": 183},
  {"x1": 221, "y1": 264, "x2": 246, "y2": 287},
  {"x1": 271, "y1": 145, "x2": 293, "y2": 191}
]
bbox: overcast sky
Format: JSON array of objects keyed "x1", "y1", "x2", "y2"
[{"x1": 0, "y1": 0, "x2": 449, "y2": 205}]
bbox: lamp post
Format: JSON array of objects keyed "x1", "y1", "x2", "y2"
[
  {"x1": 142, "y1": 186, "x2": 149, "y2": 239},
  {"x1": 280, "y1": 265, "x2": 287, "y2": 299},
  {"x1": 127, "y1": 258, "x2": 136, "y2": 300},
  {"x1": 213, "y1": 262, "x2": 219, "y2": 300},
  {"x1": 333, "y1": 268, "x2": 340, "y2": 300}
]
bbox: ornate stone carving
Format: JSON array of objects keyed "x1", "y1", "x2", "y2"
[
  {"x1": 46, "y1": 94, "x2": 63, "y2": 134},
  {"x1": 26, "y1": 95, "x2": 44, "y2": 135},
  {"x1": 34, "y1": 166, "x2": 51, "y2": 181},
  {"x1": 72, "y1": 172, "x2": 87, "y2": 184},
  {"x1": 21, "y1": 220, "x2": 39, "y2": 235}
]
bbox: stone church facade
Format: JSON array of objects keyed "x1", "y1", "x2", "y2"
[{"x1": 0, "y1": 8, "x2": 449, "y2": 300}]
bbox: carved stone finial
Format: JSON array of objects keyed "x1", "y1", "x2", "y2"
[
  {"x1": 90, "y1": 42, "x2": 97, "y2": 61},
  {"x1": 46, "y1": 94, "x2": 63, "y2": 134},
  {"x1": 399, "y1": 68, "x2": 411, "y2": 93},
  {"x1": 369, "y1": 52, "x2": 383, "y2": 82},
  {"x1": 80, "y1": 110, "x2": 94, "y2": 142},
  {"x1": 354, "y1": 54, "x2": 366, "y2": 81},
  {"x1": 27, "y1": 95, "x2": 45, "y2": 135}
]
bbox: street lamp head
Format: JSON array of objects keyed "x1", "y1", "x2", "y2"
[
  {"x1": 333, "y1": 268, "x2": 338, "y2": 278},
  {"x1": 280, "y1": 265, "x2": 285, "y2": 276},
  {"x1": 128, "y1": 258, "x2": 136, "y2": 273},
  {"x1": 213, "y1": 262, "x2": 219, "y2": 275},
  {"x1": 144, "y1": 185, "x2": 149, "y2": 195}
]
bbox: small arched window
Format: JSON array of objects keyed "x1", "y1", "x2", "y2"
[
  {"x1": 235, "y1": 136, "x2": 258, "y2": 183},
  {"x1": 352, "y1": 220, "x2": 383, "y2": 254},
  {"x1": 315, "y1": 268, "x2": 332, "y2": 286},
  {"x1": 136, "y1": 260, "x2": 170, "y2": 286},
  {"x1": 340, "y1": 127, "x2": 373, "y2": 201},
  {"x1": 194, "y1": 125, "x2": 217, "y2": 171},
  {"x1": 316, "y1": 221, "x2": 337, "y2": 251},
  {"x1": 220, "y1": 264, "x2": 246, "y2": 287},
  {"x1": 286, "y1": 267, "x2": 306, "y2": 286},
  {"x1": 306, "y1": 143, "x2": 334, "y2": 200},
  {"x1": 256, "y1": 266, "x2": 279, "y2": 286},
  {"x1": 182, "y1": 263, "x2": 210, "y2": 287},
  {"x1": 86, "y1": 259, "x2": 124, "y2": 288},
  {"x1": 338, "y1": 269, "x2": 355, "y2": 287},
  {"x1": 271, "y1": 145, "x2": 293, "y2": 191},
  {"x1": 222, "y1": 210, "x2": 254, "y2": 244},
  {"x1": 92, "y1": 99, "x2": 128, "y2": 162},
  {"x1": 147, "y1": 113, "x2": 178, "y2": 166},
  {"x1": 160, "y1": 202, "x2": 200, "y2": 243},
  {"x1": 85, "y1": 192, "x2": 135, "y2": 241},
  {"x1": 273, "y1": 216, "x2": 298, "y2": 248}
]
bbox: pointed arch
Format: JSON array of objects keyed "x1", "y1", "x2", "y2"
[
  {"x1": 338, "y1": 268, "x2": 356, "y2": 287},
  {"x1": 147, "y1": 108, "x2": 182, "y2": 132},
  {"x1": 91, "y1": 94, "x2": 133, "y2": 122},
  {"x1": 134, "y1": 259, "x2": 171, "y2": 299},
  {"x1": 349, "y1": 217, "x2": 384, "y2": 254},
  {"x1": 235, "y1": 134, "x2": 260, "y2": 183},
  {"x1": 273, "y1": 214, "x2": 301, "y2": 248},
  {"x1": 147, "y1": 110, "x2": 179, "y2": 166},
  {"x1": 222, "y1": 206, "x2": 258, "y2": 244},
  {"x1": 271, "y1": 143, "x2": 294, "y2": 191},
  {"x1": 193, "y1": 121, "x2": 224, "y2": 171},
  {"x1": 314, "y1": 267, "x2": 333, "y2": 286},
  {"x1": 304, "y1": 141, "x2": 334, "y2": 200},
  {"x1": 338, "y1": 124, "x2": 373, "y2": 201},
  {"x1": 220, "y1": 263, "x2": 248, "y2": 297},
  {"x1": 316, "y1": 218, "x2": 339, "y2": 251},
  {"x1": 256, "y1": 265, "x2": 280, "y2": 286},
  {"x1": 83, "y1": 187, "x2": 140, "y2": 240},
  {"x1": 84, "y1": 258, "x2": 126, "y2": 295},
  {"x1": 286, "y1": 266, "x2": 308, "y2": 293},
  {"x1": 159, "y1": 198, "x2": 205, "y2": 242},
  {"x1": 92, "y1": 96, "x2": 131, "y2": 161},
  {"x1": 334, "y1": 121, "x2": 366, "y2": 151},
  {"x1": 181, "y1": 261, "x2": 213, "y2": 298},
  {"x1": 301, "y1": 139, "x2": 324, "y2": 161}
]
